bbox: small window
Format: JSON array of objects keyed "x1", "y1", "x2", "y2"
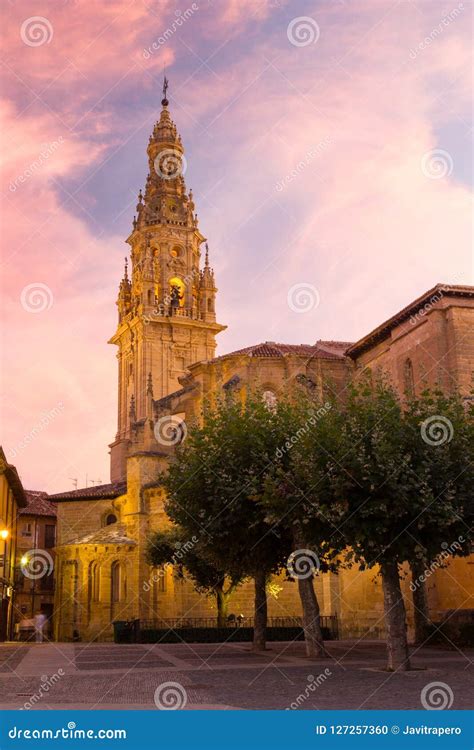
[
  {"x1": 111, "y1": 561, "x2": 121, "y2": 603},
  {"x1": 41, "y1": 572, "x2": 54, "y2": 591},
  {"x1": 44, "y1": 524, "x2": 55, "y2": 548},
  {"x1": 404, "y1": 358, "x2": 415, "y2": 396},
  {"x1": 105, "y1": 514, "x2": 117, "y2": 526},
  {"x1": 89, "y1": 562, "x2": 100, "y2": 602},
  {"x1": 156, "y1": 568, "x2": 166, "y2": 593},
  {"x1": 21, "y1": 523, "x2": 32, "y2": 537}
]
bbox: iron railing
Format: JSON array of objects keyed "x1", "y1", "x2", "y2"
[{"x1": 139, "y1": 615, "x2": 339, "y2": 638}]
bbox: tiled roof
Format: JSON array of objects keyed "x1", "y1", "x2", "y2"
[
  {"x1": 67, "y1": 523, "x2": 136, "y2": 546},
  {"x1": 0, "y1": 447, "x2": 27, "y2": 508},
  {"x1": 49, "y1": 482, "x2": 126, "y2": 501},
  {"x1": 22, "y1": 491, "x2": 57, "y2": 517},
  {"x1": 206, "y1": 341, "x2": 349, "y2": 364},
  {"x1": 347, "y1": 284, "x2": 474, "y2": 358}
]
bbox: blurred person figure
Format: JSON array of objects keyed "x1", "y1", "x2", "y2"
[{"x1": 34, "y1": 611, "x2": 47, "y2": 643}]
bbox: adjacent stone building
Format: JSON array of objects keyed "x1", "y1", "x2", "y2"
[
  {"x1": 13, "y1": 491, "x2": 57, "y2": 632},
  {"x1": 0, "y1": 447, "x2": 27, "y2": 640},
  {"x1": 50, "y1": 91, "x2": 474, "y2": 642}
]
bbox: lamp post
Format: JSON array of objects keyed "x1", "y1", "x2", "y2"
[{"x1": 0, "y1": 529, "x2": 9, "y2": 640}]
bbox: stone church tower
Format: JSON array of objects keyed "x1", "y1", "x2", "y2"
[{"x1": 109, "y1": 82, "x2": 226, "y2": 482}]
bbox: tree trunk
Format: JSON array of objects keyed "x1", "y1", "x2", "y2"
[
  {"x1": 381, "y1": 560, "x2": 411, "y2": 671},
  {"x1": 410, "y1": 559, "x2": 431, "y2": 644},
  {"x1": 216, "y1": 588, "x2": 228, "y2": 628},
  {"x1": 253, "y1": 569, "x2": 267, "y2": 650},
  {"x1": 297, "y1": 576, "x2": 326, "y2": 657},
  {"x1": 293, "y1": 524, "x2": 325, "y2": 657}
]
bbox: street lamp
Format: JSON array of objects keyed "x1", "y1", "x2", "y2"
[{"x1": 0, "y1": 529, "x2": 9, "y2": 540}]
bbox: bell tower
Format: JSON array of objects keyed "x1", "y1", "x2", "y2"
[{"x1": 109, "y1": 79, "x2": 226, "y2": 482}]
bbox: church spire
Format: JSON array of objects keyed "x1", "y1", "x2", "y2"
[
  {"x1": 132, "y1": 76, "x2": 190, "y2": 232},
  {"x1": 109, "y1": 79, "x2": 226, "y2": 483}
]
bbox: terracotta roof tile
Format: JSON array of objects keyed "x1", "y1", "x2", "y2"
[
  {"x1": 67, "y1": 522, "x2": 136, "y2": 546},
  {"x1": 22, "y1": 491, "x2": 57, "y2": 517},
  {"x1": 206, "y1": 341, "x2": 349, "y2": 364},
  {"x1": 49, "y1": 482, "x2": 126, "y2": 501}
]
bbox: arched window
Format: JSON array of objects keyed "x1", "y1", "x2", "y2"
[
  {"x1": 207, "y1": 298, "x2": 213, "y2": 312},
  {"x1": 111, "y1": 561, "x2": 121, "y2": 604},
  {"x1": 168, "y1": 277, "x2": 185, "y2": 307},
  {"x1": 105, "y1": 513, "x2": 117, "y2": 526},
  {"x1": 262, "y1": 390, "x2": 277, "y2": 411},
  {"x1": 88, "y1": 562, "x2": 100, "y2": 603},
  {"x1": 404, "y1": 358, "x2": 415, "y2": 396}
]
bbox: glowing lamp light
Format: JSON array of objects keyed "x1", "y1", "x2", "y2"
[
  {"x1": 0, "y1": 529, "x2": 9, "y2": 540},
  {"x1": 20, "y1": 555, "x2": 28, "y2": 566}
]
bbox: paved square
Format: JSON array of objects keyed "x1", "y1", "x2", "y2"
[{"x1": 0, "y1": 640, "x2": 471, "y2": 710}]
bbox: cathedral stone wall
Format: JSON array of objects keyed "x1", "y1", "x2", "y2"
[
  {"x1": 50, "y1": 76, "x2": 473, "y2": 646},
  {"x1": 351, "y1": 294, "x2": 474, "y2": 396}
]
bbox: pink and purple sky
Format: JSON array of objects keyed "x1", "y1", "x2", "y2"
[{"x1": 1, "y1": 0, "x2": 472, "y2": 492}]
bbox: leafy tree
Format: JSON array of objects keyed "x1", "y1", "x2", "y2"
[
  {"x1": 260, "y1": 392, "x2": 347, "y2": 656},
  {"x1": 331, "y1": 377, "x2": 473, "y2": 671},
  {"x1": 162, "y1": 393, "x2": 293, "y2": 650},
  {"x1": 403, "y1": 387, "x2": 473, "y2": 644},
  {"x1": 146, "y1": 528, "x2": 243, "y2": 627}
]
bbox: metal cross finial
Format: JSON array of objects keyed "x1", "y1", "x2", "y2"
[{"x1": 162, "y1": 75, "x2": 169, "y2": 104}]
